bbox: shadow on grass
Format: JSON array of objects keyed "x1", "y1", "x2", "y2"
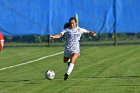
[
  {"x1": 92, "y1": 75, "x2": 140, "y2": 79},
  {"x1": 0, "y1": 78, "x2": 45, "y2": 84}
]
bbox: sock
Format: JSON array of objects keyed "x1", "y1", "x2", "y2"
[{"x1": 66, "y1": 63, "x2": 74, "y2": 75}]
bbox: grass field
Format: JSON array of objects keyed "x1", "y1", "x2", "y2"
[{"x1": 0, "y1": 45, "x2": 140, "y2": 93}]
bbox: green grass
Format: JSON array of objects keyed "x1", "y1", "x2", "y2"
[{"x1": 0, "y1": 45, "x2": 140, "y2": 93}]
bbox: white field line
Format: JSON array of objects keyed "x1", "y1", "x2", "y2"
[{"x1": 0, "y1": 51, "x2": 63, "y2": 71}]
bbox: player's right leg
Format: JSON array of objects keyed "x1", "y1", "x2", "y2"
[
  {"x1": 63, "y1": 56, "x2": 70, "y2": 80},
  {"x1": 63, "y1": 57, "x2": 71, "y2": 66},
  {"x1": 63, "y1": 57, "x2": 69, "y2": 63},
  {"x1": 64, "y1": 48, "x2": 71, "y2": 64}
]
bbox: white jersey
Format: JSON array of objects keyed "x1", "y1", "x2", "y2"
[{"x1": 60, "y1": 26, "x2": 88, "y2": 56}]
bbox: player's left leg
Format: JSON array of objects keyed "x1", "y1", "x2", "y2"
[
  {"x1": 67, "y1": 53, "x2": 79, "y2": 74},
  {"x1": 64, "y1": 53, "x2": 79, "y2": 80}
]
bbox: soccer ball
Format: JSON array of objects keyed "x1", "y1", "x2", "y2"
[{"x1": 45, "y1": 70, "x2": 55, "y2": 80}]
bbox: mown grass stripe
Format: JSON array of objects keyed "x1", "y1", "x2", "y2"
[{"x1": 0, "y1": 51, "x2": 63, "y2": 71}]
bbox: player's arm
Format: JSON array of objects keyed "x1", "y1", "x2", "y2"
[
  {"x1": 81, "y1": 28, "x2": 96, "y2": 36},
  {"x1": 0, "y1": 40, "x2": 4, "y2": 51},
  {"x1": 0, "y1": 32, "x2": 4, "y2": 51},
  {"x1": 50, "y1": 34, "x2": 63, "y2": 39},
  {"x1": 86, "y1": 30, "x2": 96, "y2": 36},
  {"x1": 50, "y1": 29, "x2": 67, "y2": 39}
]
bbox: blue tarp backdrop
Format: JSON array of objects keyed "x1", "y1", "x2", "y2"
[{"x1": 0, "y1": 0, "x2": 140, "y2": 36}]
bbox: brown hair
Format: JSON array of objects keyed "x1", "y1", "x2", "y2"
[{"x1": 69, "y1": 17, "x2": 77, "y2": 24}]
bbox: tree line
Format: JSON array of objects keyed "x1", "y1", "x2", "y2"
[{"x1": 4, "y1": 33, "x2": 140, "y2": 43}]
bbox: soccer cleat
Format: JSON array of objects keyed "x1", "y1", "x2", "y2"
[{"x1": 64, "y1": 73, "x2": 68, "y2": 80}]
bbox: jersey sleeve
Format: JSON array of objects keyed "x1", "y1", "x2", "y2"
[
  {"x1": 80, "y1": 28, "x2": 88, "y2": 34},
  {"x1": 60, "y1": 29, "x2": 67, "y2": 35}
]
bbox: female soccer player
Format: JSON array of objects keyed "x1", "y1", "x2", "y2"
[
  {"x1": 50, "y1": 17, "x2": 96, "y2": 80},
  {"x1": 0, "y1": 32, "x2": 4, "y2": 51}
]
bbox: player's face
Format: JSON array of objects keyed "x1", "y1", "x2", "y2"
[{"x1": 70, "y1": 20, "x2": 77, "y2": 29}]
